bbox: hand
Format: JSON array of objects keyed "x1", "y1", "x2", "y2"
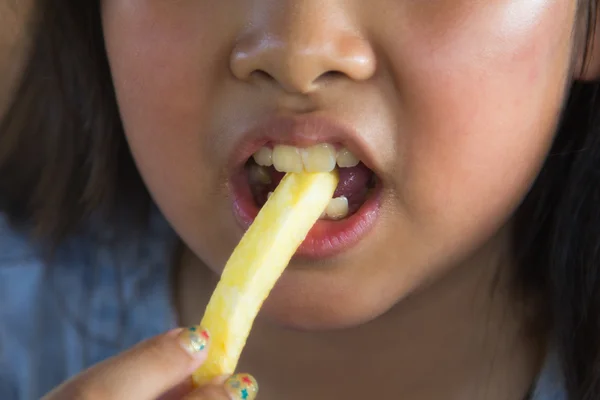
[{"x1": 42, "y1": 327, "x2": 258, "y2": 400}]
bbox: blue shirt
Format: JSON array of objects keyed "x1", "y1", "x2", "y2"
[{"x1": 0, "y1": 211, "x2": 566, "y2": 400}]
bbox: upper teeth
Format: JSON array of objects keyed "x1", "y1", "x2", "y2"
[
  {"x1": 336, "y1": 148, "x2": 360, "y2": 168},
  {"x1": 301, "y1": 143, "x2": 337, "y2": 172},
  {"x1": 252, "y1": 147, "x2": 273, "y2": 167},
  {"x1": 272, "y1": 145, "x2": 304, "y2": 173},
  {"x1": 253, "y1": 144, "x2": 360, "y2": 172}
]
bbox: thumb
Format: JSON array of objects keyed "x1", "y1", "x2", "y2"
[
  {"x1": 183, "y1": 374, "x2": 259, "y2": 400},
  {"x1": 43, "y1": 326, "x2": 211, "y2": 400}
]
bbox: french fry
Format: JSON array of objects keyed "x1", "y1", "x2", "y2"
[{"x1": 192, "y1": 171, "x2": 339, "y2": 386}]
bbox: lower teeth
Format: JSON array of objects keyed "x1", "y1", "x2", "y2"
[
  {"x1": 324, "y1": 196, "x2": 348, "y2": 220},
  {"x1": 269, "y1": 192, "x2": 349, "y2": 220}
]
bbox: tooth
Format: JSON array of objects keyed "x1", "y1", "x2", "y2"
[
  {"x1": 267, "y1": 191, "x2": 273, "y2": 200},
  {"x1": 325, "y1": 196, "x2": 349, "y2": 220},
  {"x1": 252, "y1": 147, "x2": 273, "y2": 167},
  {"x1": 301, "y1": 144, "x2": 337, "y2": 173},
  {"x1": 272, "y1": 145, "x2": 303, "y2": 173},
  {"x1": 336, "y1": 148, "x2": 360, "y2": 168},
  {"x1": 249, "y1": 165, "x2": 272, "y2": 185}
]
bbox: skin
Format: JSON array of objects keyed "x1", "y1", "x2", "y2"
[
  {"x1": 99, "y1": 0, "x2": 599, "y2": 398},
  {"x1": 42, "y1": 328, "x2": 242, "y2": 400}
]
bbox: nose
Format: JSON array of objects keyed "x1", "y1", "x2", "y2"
[{"x1": 230, "y1": 3, "x2": 376, "y2": 94}]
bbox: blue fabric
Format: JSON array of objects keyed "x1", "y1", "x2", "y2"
[
  {"x1": 531, "y1": 351, "x2": 565, "y2": 400},
  {"x1": 0, "y1": 211, "x2": 566, "y2": 400}
]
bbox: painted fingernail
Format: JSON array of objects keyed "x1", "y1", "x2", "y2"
[
  {"x1": 178, "y1": 326, "x2": 210, "y2": 357},
  {"x1": 225, "y1": 373, "x2": 258, "y2": 400}
]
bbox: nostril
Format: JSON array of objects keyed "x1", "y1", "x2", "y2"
[
  {"x1": 322, "y1": 71, "x2": 344, "y2": 79},
  {"x1": 231, "y1": 30, "x2": 376, "y2": 91},
  {"x1": 248, "y1": 69, "x2": 346, "y2": 91},
  {"x1": 316, "y1": 71, "x2": 345, "y2": 83},
  {"x1": 250, "y1": 70, "x2": 275, "y2": 83}
]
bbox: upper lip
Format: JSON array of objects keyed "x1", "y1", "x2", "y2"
[{"x1": 229, "y1": 114, "x2": 381, "y2": 176}]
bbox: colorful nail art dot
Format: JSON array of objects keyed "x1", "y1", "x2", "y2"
[
  {"x1": 242, "y1": 376, "x2": 253, "y2": 385},
  {"x1": 201, "y1": 329, "x2": 210, "y2": 340},
  {"x1": 226, "y1": 374, "x2": 257, "y2": 400},
  {"x1": 190, "y1": 335, "x2": 206, "y2": 351},
  {"x1": 179, "y1": 326, "x2": 210, "y2": 355}
]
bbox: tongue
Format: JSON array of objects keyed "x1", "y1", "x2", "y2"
[
  {"x1": 333, "y1": 164, "x2": 372, "y2": 198},
  {"x1": 268, "y1": 164, "x2": 372, "y2": 211}
]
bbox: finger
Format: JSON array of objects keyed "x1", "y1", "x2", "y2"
[
  {"x1": 183, "y1": 374, "x2": 259, "y2": 400},
  {"x1": 157, "y1": 378, "x2": 195, "y2": 400},
  {"x1": 182, "y1": 385, "x2": 232, "y2": 400},
  {"x1": 43, "y1": 326, "x2": 211, "y2": 400}
]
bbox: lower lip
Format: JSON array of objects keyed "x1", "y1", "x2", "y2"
[{"x1": 230, "y1": 169, "x2": 381, "y2": 259}]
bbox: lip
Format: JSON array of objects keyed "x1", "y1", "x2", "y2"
[
  {"x1": 227, "y1": 115, "x2": 383, "y2": 259},
  {"x1": 228, "y1": 115, "x2": 382, "y2": 177},
  {"x1": 230, "y1": 168, "x2": 381, "y2": 259}
]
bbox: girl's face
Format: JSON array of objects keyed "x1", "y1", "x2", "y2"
[{"x1": 102, "y1": 0, "x2": 586, "y2": 329}]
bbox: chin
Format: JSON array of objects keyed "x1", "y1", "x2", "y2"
[{"x1": 258, "y1": 271, "x2": 399, "y2": 331}]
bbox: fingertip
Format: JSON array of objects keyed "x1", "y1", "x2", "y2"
[
  {"x1": 177, "y1": 326, "x2": 211, "y2": 369},
  {"x1": 224, "y1": 373, "x2": 258, "y2": 400}
]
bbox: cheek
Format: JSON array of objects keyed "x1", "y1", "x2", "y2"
[
  {"x1": 102, "y1": 2, "x2": 215, "y2": 173},
  {"x1": 101, "y1": 1, "x2": 240, "y2": 265},
  {"x1": 102, "y1": 2, "x2": 227, "y2": 157},
  {"x1": 382, "y1": 0, "x2": 576, "y2": 239}
]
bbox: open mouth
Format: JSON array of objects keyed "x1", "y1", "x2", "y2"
[
  {"x1": 246, "y1": 144, "x2": 378, "y2": 220},
  {"x1": 231, "y1": 141, "x2": 382, "y2": 259}
]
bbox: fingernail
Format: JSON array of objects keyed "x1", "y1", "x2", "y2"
[
  {"x1": 224, "y1": 373, "x2": 258, "y2": 400},
  {"x1": 178, "y1": 326, "x2": 210, "y2": 357}
]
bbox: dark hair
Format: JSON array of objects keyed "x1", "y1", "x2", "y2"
[
  {"x1": 1, "y1": 0, "x2": 600, "y2": 398},
  {"x1": 0, "y1": 1, "x2": 149, "y2": 242}
]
